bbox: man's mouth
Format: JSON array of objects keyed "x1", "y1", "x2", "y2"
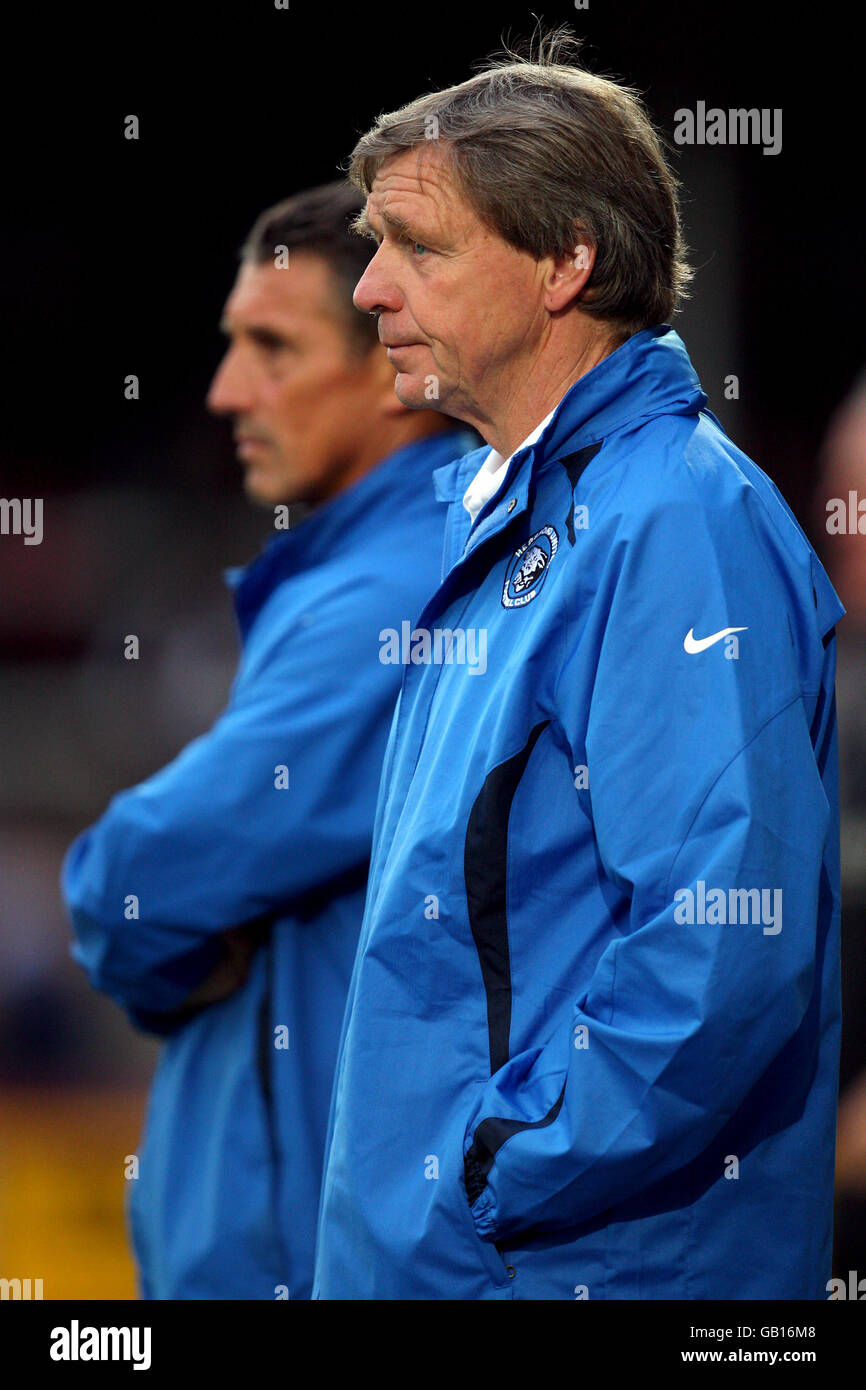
[{"x1": 235, "y1": 435, "x2": 271, "y2": 459}]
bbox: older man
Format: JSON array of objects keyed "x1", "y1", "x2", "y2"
[
  {"x1": 313, "y1": 39, "x2": 845, "y2": 1300},
  {"x1": 62, "y1": 181, "x2": 471, "y2": 1298}
]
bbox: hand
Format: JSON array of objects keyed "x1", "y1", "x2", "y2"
[{"x1": 178, "y1": 923, "x2": 265, "y2": 1011}]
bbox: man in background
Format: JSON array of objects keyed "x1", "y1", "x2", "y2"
[
  {"x1": 815, "y1": 374, "x2": 866, "y2": 1285},
  {"x1": 62, "y1": 180, "x2": 470, "y2": 1298}
]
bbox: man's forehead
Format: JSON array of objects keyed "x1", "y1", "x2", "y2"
[
  {"x1": 222, "y1": 253, "x2": 333, "y2": 324},
  {"x1": 365, "y1": 146, "x2": 468, "y2": 224}
]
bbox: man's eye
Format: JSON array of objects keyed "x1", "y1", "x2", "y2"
[
  {"x1": 411, "y1": 242, "x2": 429, "y2": 257},
  {"x1": 253, "y1": 334, "x2": 290, "y2": 353}
]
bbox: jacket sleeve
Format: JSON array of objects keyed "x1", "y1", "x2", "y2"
[
  {"x1": 62, "y1": 573, "x2": 398, "y2": 1022},
  {"x1": 464, "y1": 488, "x2": 841, "y2": 1242}
]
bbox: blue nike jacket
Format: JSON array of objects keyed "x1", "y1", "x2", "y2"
[
  {"x1": 62, "y1": 429, "x2": 469, "y2": 1299},
  {"x1": 313, "y1": 326, "x2": 845, "y2": 1300}
]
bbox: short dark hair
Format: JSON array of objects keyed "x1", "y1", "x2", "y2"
[
  {"x1": 349, "y1": 28, "x2": 692, "y2": 338},
  {"x1": 240, "y1": 180, "x2": 379, "y2": 354}
]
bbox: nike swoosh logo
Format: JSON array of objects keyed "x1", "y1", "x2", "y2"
[{"x1": 684, "y1": 626, "x2": 748, "y2": 654}]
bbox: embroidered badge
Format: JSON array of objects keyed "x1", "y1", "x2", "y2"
[{"x1": 502, "y1": 525, "x2": 559, "y2": 608}]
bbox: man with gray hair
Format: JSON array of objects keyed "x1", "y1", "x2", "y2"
[{"x1": 313, "y1": 34, "x2": 845, "y2": 1299}]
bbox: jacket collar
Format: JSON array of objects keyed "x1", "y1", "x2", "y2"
[
  {"x1": 433, "y1": 326, "x2": 708, "y2": 566},
  {"x1": 226, "y1": 428, "x2": 471, "y2": 634},
  {"x1": 533, "y1": 323, "x2": 707, "y2": 461}
]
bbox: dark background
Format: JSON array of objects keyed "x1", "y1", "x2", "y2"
[
  {"x1": 2, "y1": 1, "x2": 860, "y2": 510},
  {"x1": 1, "y1": 0, "x2": 863, "y2": 1296}
]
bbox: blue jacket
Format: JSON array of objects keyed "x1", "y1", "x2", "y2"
[
  {"x1": 62, "y1": 429, "x2": 469, "y2": 1299},
  {"x1": 314, "y1": 326, "x2": 845, "y2": 1300}
]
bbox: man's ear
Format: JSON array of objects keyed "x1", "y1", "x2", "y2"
[{"x1": 543, "y1": 230, "x2": 597, "y2": 313}]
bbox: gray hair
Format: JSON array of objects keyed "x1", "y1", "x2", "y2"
[{"x1": 348, "y1": 29, "x2": 692, "y2": 337}]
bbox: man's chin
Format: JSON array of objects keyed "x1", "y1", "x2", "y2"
[
  {"x1": 241, "y1": 469, "x2": 286, "y2": 509},
  {"x1": 393, "y1": 371, "x2": 442, "y2": 411}
]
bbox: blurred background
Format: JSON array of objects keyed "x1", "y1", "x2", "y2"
[{"x1": 1, "y1": 0, "x2": 863, "y2": 1298}]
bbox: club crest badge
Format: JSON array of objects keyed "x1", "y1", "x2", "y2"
[{"x1": 502, "y1": 525, "x2": 559, "y2": 608}]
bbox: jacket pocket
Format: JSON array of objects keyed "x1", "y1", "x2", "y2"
[{"x1": 457, "y1": 1157, "x2": 515, "y2": 1293}]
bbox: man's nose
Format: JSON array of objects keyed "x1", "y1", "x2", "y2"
[
  {"x1": 353, "y1": 249, "x2": 402, "y2": 317},
  {"x1": 206, "y1": 348, "x2": 253, "y2": 416}
]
